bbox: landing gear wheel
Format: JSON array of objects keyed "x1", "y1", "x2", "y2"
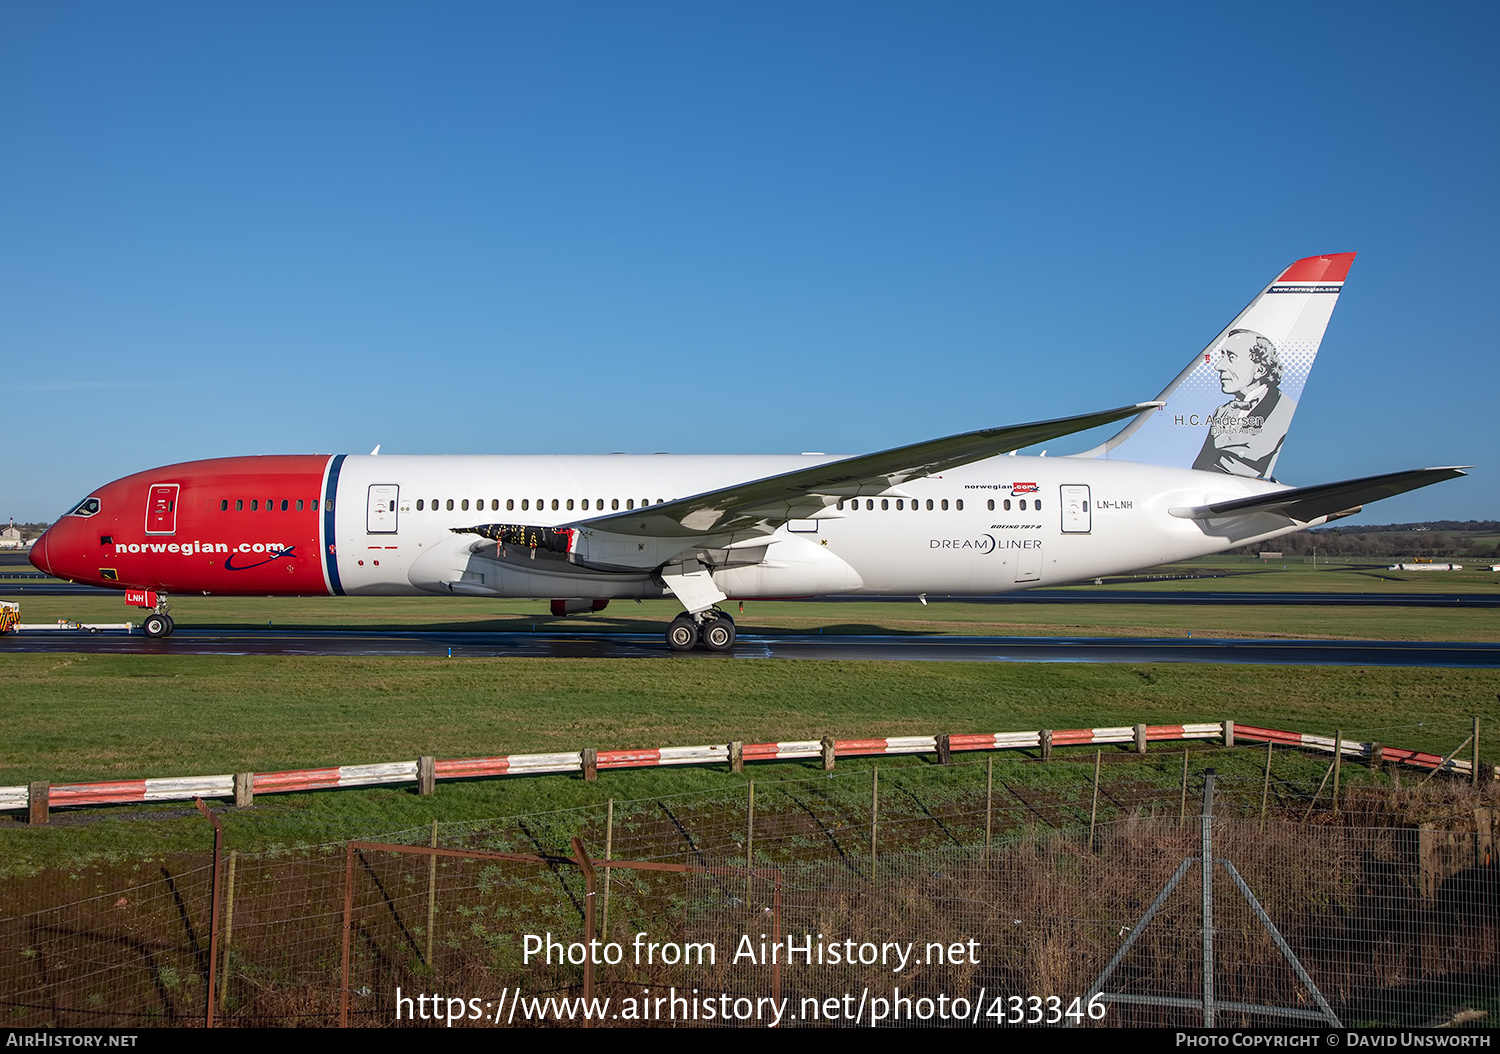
[
  {"x1": 142, "y1": 613, "x2": 170, "y2": 639},
  {"x1": 666, "y1": 616, "x2": 699, "y2": 652},
  {"x1": 162, "y1": 615, "x2": 176, "y2": 637},
  {"x1": 701, "y1": 616, "x2": 736, "y2": 652}
]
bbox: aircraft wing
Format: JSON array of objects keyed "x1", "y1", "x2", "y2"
[
  {"x1": 1169, "y1": 467, "x2": 1469, "y2": 524},
  {"x1": 577, "y1": 402, "x2": 1160, "y2": 538}
]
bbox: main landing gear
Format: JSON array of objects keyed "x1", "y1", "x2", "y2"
[{"x1": 666, "y1": 609, "x2": 736, "y2": 653}]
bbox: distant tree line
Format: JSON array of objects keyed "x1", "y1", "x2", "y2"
[{"x1": 1232, "y1": 521, "x2": 1500, "y2": 560}]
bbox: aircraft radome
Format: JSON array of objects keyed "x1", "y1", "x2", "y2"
[{"x1": 30, "y1": 253, "x2": 1466, "y2": 650}]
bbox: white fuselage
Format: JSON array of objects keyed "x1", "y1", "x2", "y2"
[{"x1": 328, "y1": 453, "x2": 1309, "y2": 600}]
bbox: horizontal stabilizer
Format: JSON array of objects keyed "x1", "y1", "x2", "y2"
[
  {"x1": 581, "y1": 402, "x2": 1161, "y2": 538},
  {"x1": 1169, "y1": 467, "x2": 1468, "y2": 524}
]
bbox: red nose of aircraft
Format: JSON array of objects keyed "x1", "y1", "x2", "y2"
[
  {"x1": 29, "y1": 517, "x2": 74, "y2": 579},
  {"x1": 28, "y1": 527, "x2": 51, "y2": 576},
  {"x1": 29, "y1": 498, "x2": 100, "y2": 583}
]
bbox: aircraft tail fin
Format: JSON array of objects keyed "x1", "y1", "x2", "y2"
[{"x1": 1074, "y1": 253, "x2": 1356, "y2": 481}]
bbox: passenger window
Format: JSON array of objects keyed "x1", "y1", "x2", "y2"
[
  {"x1": 462, "y1": 499, "x2": 469, "y2": 511},
  {"x1": 627, "y1": 499, "x2": 635, "y2": 510},
  {"x1": 236, "y1": 499, "x2": 244, "y2": 511},
  {"x1": 521, "y1": 499, "x2": 529, "y2": 511},
  {"x1": 297, "y1": 499, "x2": 304, "y2": 511},
  {"x1": 220, "y1": 500, "x2": 228, "y2": 511},
  {"x1": 507, "y1": 499, "x2": 515, "y2": 511},
  {"x1": 866, "y1": 500, "x2": 874, "y2": 510},
  {"x1": 417, "y1": 500, "x2": 424, "y2": 511},
  {"x1": 312, "y1": 500, "x2": 319, "y2": 511},
  {"x1": 956, "y1": 499, "x2": 963, "y2": 511},
  {"x1": 446, "y1": 499, "x2": 454, "y2": 511},
  {"x1": 896, "y1": 499, "x2": 903, "y2": 510},
  {"x1": 926, "y1": 499, "x2": 934, "y2": 510},
  {"x1": 987, "y1": 499, "x2": 995, "y2": 511},
  {"x1": 1004, "y1": 499, "x2": 1011, "y2": 510},
  {"x1": 1035, "y1": 499, "x2": 1042, "y2": 511},
  {"x1": 281, "y1": 499, "x2": 289, "y2": 511},
  {"x1": 567, "y1": 499, "x2": 575, "y2": 511},
  {"x1": 251, "y1": 500, "x2": 258, "y2": 511},
  {"x1": 941, "y1": 499, "x2": 949, "y2": 511},
  {"x1": 881, "y1": 499, "x2": 889, "y2": 510},
  {"x1": 1020, "y1": 499, "x2": 1027, "y2": 511},
  {"x1": 612, "y1": 499, "x2": 620, "y2": 510}
]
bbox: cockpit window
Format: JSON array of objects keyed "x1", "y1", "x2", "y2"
[{"x1": 69, "y1": 497, "x2": 101, "y2": 517}]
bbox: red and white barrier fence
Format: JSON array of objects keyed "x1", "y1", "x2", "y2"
[{"x1": 3, "y1": 720, "x2": 1490, "y2": 816}]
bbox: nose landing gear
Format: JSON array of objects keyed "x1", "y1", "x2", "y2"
[
  {"x1": 665, "y1": 609, "x2": 736, "y2": 653},
  {"x1": 133, "y1": 591, "x2": 176, "y2": 638},
  {"x1": 141, "y1": 612, "x2": 176, "y2": 639}
]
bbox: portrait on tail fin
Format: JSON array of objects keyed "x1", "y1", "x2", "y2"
[{"x1": 1191, "y1": 328, "x2": 1296, "y2": 479}]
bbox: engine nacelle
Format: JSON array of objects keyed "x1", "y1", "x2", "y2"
[{"x1": 550, "y1": 598, "x2": 611, "y2": 617}]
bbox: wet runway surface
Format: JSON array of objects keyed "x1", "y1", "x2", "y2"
[
  {"x1": 4, "y1": 626, "x2": 1496, "y2": 667},
  {"x1": 4, "y1": 580, "x2": 1496, "y2": 607}
]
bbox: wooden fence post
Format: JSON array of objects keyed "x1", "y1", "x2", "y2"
[
  {"x1": 1332, "y1": 731, "x2": 1343, "y2": 814},
  {"x1": 1089, "y1": 750, "x2": 1101, "y2": 846},
  {"x1": 426, "y1": 821, "x2": 438, "y2": 966},
  {"x1": 220, "y1": 850, "x2": 237, "y2": 1014},
  {"x1": 603, "y1": 799, "x2": 614, "y2": 937},
  {"x1": 1179, "y1": 750, "x2": 1189, "y2": 826},
  {"x1": 984, "y1": 757, "x2": 994, "y2": 866},
  {"x1": 1259, "y1": 740, "x2": 1272, "y2": 832},
  {"x1": 27, "y1": 781, "x2": 47, "y2": 826}
]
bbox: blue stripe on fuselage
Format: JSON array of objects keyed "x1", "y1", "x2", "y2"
[{"x1": 324, "y1": 454, "x2": 346, "y2": 595}]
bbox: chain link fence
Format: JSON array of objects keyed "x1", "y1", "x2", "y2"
[{"x1": 4, "y1": 749, "x2": 1495, "y2": 1027}]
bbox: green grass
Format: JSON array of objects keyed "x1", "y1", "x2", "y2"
[
  {"x1": 0, "y1": 566, "x2": 1494, "y2": 873},
  {"x1": 2, "y1": 654, "x2": 1491, "y2": 788}
]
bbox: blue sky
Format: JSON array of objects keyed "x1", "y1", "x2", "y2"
[{"x1": 5, "y1": 3, "x2": 1496, "y2": 524}]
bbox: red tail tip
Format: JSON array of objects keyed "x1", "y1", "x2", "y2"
[{"x1": 1277, "y1": 252, "x2": 1356, "y2": 284}]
